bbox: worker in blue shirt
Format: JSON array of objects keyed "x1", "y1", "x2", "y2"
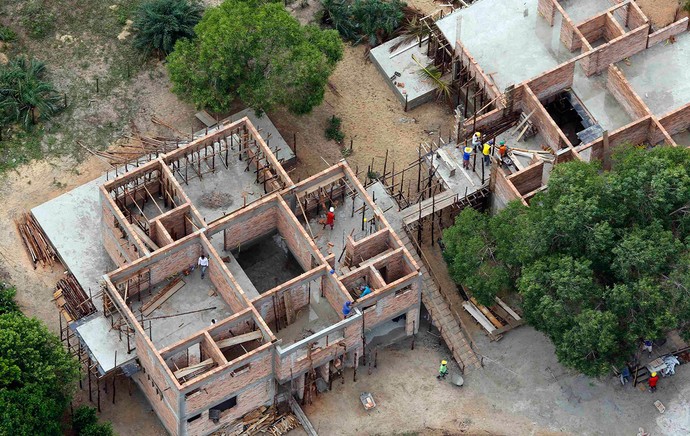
[
  {"x1": 359, "y1": 285, "x2": 372, "y2": 299},
  {"x1": 342, "y1": 301, "x2": 352, "y2": 317}
]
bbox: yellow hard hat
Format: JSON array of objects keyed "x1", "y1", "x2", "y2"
[
  {"x1": 441, "y1": 360, "x2": 447, "y2": 365},
  {"x1": 651, "y1": 372, "x2": 657, "y2": 377},
  {"x1": 474, "y1": 132, "x2": 481, "y2": 137},
  {"x1": 464, "y1": 146, "x2": 472, "y2": 153}
]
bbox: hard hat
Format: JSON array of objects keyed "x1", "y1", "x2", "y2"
[
  {"x1": 651, "y1": 372, "x2": 657, "y2": 377},
  {"x1": 441, "y1": 360, "x2": 447, "y2": 365},
  {"x1": 474, "y1": 132, "x2": 481, "y2": 137},
  {"x1": 464, "y1": 146, "x2": 472, "y2": 153},
  {"x1": 329, "y1": 207, "x2": 334, "y2": 212},
  {"x1": 500, "y1": 140, "x2": 506, "y2": 145}
]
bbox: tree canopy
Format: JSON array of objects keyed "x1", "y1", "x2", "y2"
[
  {"x1": 443, "y1": 145, "x2": 690, "y2": 376},
  {"x1": 167, "y1": 0, "x2": 343, "y2": 114},
  {"x1": 133, "y1": 0, "x2": 204, "y2": 56},
  {"x1": 0, "y1": 284, "x2": 79, "y2": 435},
  {"x1": 321, "y1": 0, "x2": 406, "y2": 46}
]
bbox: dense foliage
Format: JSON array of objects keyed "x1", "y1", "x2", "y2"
[
  {"x1": 0, "y1": 284, "x2": 79, "y2": 435},
  {"x1": 73, "y1": 405, "x2": 115, "y2": 436},
  {"x1": 321, "y1": 0, "x2": 405, "y2": 46},
  {"x1": 133, "y1": 0, "x2": 204, "y2": 56},
  {"x1": 0, "y1": 57, "x2": 62, "y2": 129},
  {"x1": 167, "y1": 0, "x2": 343, "y2": 114},
  {"x1": 443, "y1": 145, "x2": 690, "y2": 376}
]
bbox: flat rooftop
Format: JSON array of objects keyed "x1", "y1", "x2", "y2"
[
  {"x1": 558, "y1": 0, "x2": 612, "y2": 24},
  {"x1": 436, "y1": 0, "x2": 576, "y2": 90},
  {"x1": 618, "y1": 31, "x2": 690, "y2": 116}
]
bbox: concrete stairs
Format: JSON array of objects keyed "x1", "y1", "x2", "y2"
[{"x1": 397, "y1": 231, "x2": 481, "y2": 372}]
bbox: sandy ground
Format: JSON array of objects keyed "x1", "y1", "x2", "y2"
[{"x1": 635, "y1": 0, "x2": 686, "y2": 29}]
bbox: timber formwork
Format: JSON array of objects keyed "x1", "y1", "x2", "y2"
[{"x1": 98, "y1": 117, "x2": 422, "y2": 436}]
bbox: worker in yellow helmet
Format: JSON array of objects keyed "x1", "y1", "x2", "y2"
[
  {"x1": 482, "y1": 139, "x2": 493, "y2": 166},
  {"x1": 649, "y1": 371, "x2": 659, "y2": 392},
  {"x1": 437, "y1": 359, "x2": 449, "y2": 379},
  {"x1": 472, "y1": 131, "x2": 482, "y2": 152}
]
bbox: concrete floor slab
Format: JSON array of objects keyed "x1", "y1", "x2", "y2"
[
  {"x1": 129, "y1": 272, "x2": 234, "y2": 350},
  {"x1": 558, "y1": 0, "x2": 613, "y2": 24},
  {"x1": 618, "y1": 32, "x2": 690, "y2": 116},
  {"x1": 369, "y1": 37, "x2": 441, "y2": 109},
  {"x1": 436, "y1": 0, "x2": 576, "y2": 91}
]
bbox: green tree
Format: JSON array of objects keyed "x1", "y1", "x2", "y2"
[
  {"x1": 0, "y1": 285, "x2": 19, "y2": 315},
  {"x1": 322, "y1": 0, "x2": 406, "y2": 46},
  {"x1": 0, "y1": 308, "x2": 79, "y2": 434},
  {"x1": 167, "y1": 0, "x2": 343, "y2": 114},
  {"x1": 73, "y1": 405, "x2": 115, "y2": 436},
  {"x1": 133, "y1": 0, "x2": 203, "y2": 56},
  {"x1": 0, "y1": 57, "x2": 62, "y2": 129},
  {"x1": 443, "y1": 144, "x2": 690, "y2": 375}
]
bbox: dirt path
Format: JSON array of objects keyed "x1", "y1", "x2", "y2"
[{"x1": 635, "y1": 0, "x2": 685, "y2": 29}]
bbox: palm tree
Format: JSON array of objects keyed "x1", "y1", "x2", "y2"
[
  {"x1": 133, "y1": 0, "x2": 204, "y2": 57},
  {"x1": 0, "y1": 57, "x2": 62, "y2": 129}
]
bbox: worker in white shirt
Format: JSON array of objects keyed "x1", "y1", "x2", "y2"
[{"x1": 198, "y1": 254, "x2": 209, "y2": 279}]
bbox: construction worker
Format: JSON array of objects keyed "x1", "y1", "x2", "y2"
[
  {"x1": 462, "y1": 146, "x2": 472, "y2": 169},
  {"x1": 648, "y1": 372, "x2": 659, "y2": 392},
  {"x1": 643, "y1": 339, "x2": 653, "y2": 357},
  {"x1": 498, "y1": 140, "x2": 507, "y2": 158},
  {"x1": 359, "y1": 285, "x2": 372, "y2": 299},
  {"x1": 437, "y1": 360, "x2": 449, "y2": 379},
  {"x1": 197, "y1": 254, "x2": 209, "y2": 279},
  {"x1": 482, "y1": 140, "x2": 491, "y2": 166},
  {"x1": 324, "y1": 207, "x2": 335, "y2": 230},
  {"x1": 471, "y1": 131, "x2": 482, "y2": 152},
  {"x1": 342, "y1": 301, "x2": 352, "y2": 317}
]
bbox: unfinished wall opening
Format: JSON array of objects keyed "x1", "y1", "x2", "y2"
[
  {"x1": 161, "y1": 334, "x2": 225, "y2": 385},
  {"x1": 207, "y1": 313, "x2": 268, "y2": 363},
  {"x1": 543, "y1": 91, "x2": 597, "y2": 146},
  {"x1": 107, "y1": 237, "x2": 240, "y2": 350},
  {"x1": 163, "y1": 119, "x2": 291, "y2": 223},
  {"x1": 207, "y1": 198, "x2": 321, "y2": 297},
  {"x1": 253, "y1": 271, "x2": 341, "y2": 346}
]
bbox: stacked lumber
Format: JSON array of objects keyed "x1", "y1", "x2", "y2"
[
  {"x1": 16, "y1": 212, "x2": 58, "y2": 269},
  {"x1": 54, "y1": 273, "x2": 97, "y2": 321},
  {"x1": 141, "y1": 277, "x2": 185, "y2": 316},
  {"x1": 237, "y1": 406, "x2": 301, "y2": 436}
]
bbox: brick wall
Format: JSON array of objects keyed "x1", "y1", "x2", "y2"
[
  {"x1": 526, "y1": 60, "x2": 575, "y2": 100},
  {"x1": 578, "y1": 13, "x2": 607, "y2": 43},
  {"x1": 537, "y1": 0, "x2": 555, "y2": 25},
  {"x1": 133, "y1": 371, "x2": 180, "y2": 435},
  {"x1": 275, "y1": 210, "x2": 312, "y2": 271},
  {"x1": 362, "y1": 286, "x2": 418, "y2": 329},
  {"x1": 136, "y1": 332, "x2": 181, "y2": 415},
  {"x1": 627, "y1": 1, "x2": 649, "y2": 30},
  {"x1": 149, "y1": 240, "x2": 201, "y2": 286},
  {"x1": 659, "y1": 102, "x2": 690, "y2": 137},
  {"x1": 605, "y1": 65, "x2": 650, "y2": 119},
  {"x1": 520, "y1": 86, "x2": 571, "y2": 150},
  {"x1": 650, "y1": 118, "x2": 675, "y2": 145},
  {"x1": 507, "y1": 160, "x2": 544, "y2": 195},
  {"x1": 346, "y1": 229, "x2": 391, "y2": 264},
  {"x1": 581, "y1": 25, "x2": 648, "y2": 76},
  {"x1": 158, "y1": 207, "x2": 191, "y2": 241},
  {"x1": 207, "y1": 253, "x2": 249, "y2": 313},
  {"x1": 185, "y1": 379, "x2": 273, "y2": 436},
  {"x1": 648, "y1": 18, "x2": 689, "y2": 48},
  {"x1": 184, "y1": 351, "x2": 273, "y2": 416},
  {"x1": 222, "y1": 206, "x2": 277, "y2": 251}
]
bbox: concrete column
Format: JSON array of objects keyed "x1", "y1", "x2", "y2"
[
  {"x1": 318, "y1": 362, "x2": 330, "y2": 385},
  {"x1": 406, "y1": 308, "x2": 420, "y2": 335},
  {"x1": 294, "y1": 373, "x2": 305, "y2": 401}
]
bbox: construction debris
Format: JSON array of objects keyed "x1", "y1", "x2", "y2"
[
  {"x1": 54, "y1": 273, "x2": 97, "y2": 322},
  {"x1": 210, "y1": 406, "x2": 301, "y2": 436},
  {"x1": 16, "y1": 212, "x2": 58, "y2": 268}
]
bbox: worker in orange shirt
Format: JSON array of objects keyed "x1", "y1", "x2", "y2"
[
  {"x1": 324, "y1": 207, "x2": 335, "y2": 230},
  {"x1": 648, "y1": 372, "x2": 659, "y2": 392}
]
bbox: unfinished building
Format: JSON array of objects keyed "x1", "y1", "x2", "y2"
[{"x1": 35, "y1": 116, "x2": 421, "y2": 436}]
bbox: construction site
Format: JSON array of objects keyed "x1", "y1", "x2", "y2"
[{"x1": 11, "y1": 0, "x2": 690, "y2": 434}]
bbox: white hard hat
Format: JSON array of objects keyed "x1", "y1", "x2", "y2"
[{"x1": 329, "y1": 207, "x2": 334, "y2": 212}]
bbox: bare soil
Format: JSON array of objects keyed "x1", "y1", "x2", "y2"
[{"x1": 635, "y1": 0, "x2": 685, "y2": 29}]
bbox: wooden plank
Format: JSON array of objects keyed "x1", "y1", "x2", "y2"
[
  {"x1": 462, "y1": 301, "x2": 496, "y2": 334},
  {"x1": 215, "y1": 330, "x2": 262, "y2": 349},
  {"x1": 195, "y1": 110, "x2": 216, "y2": 127},
  {"x1": 132, "y1": 224, "x2": 160, "y2": 251},
  {"x1": 495, "y1": 296, "x2": 521, "y2": 321},
  {"x1": 142, "y1": 278, "x2": 185, "y2": 316},
  {"x1": 470, "y1": 297, "x2": 503, "y2": 329},
  {"x1": 284, "y1": 293, "x2": 294, "y2": 325},
  {"x1": 174, "y1": 358, "x2": 214, "y2": 379}
]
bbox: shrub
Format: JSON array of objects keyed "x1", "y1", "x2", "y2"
[
  {"x1": 133, "y1": 0, "x2": 204, "y2": 56},
  {"x1": 0, "y1": 57, "x2": 62, "y2": 129},
  {"x1": 0, "y1": 25, "x2": 17, "y2": 42},
  {"x1": 0, "y1": 285, "x2": 19, "y2": 315},
  {"x1": 73, "y1": 405, "x2": 114, "y2": 436},
  {"x1": 322, "y1": 0, "x2": 406, "y2": 46},
  {"x1": 325, "y1": 115, "x2": 345, "y2": 142},
  {"x1": 21, "y1": 0, "x2": 54, "y2": 39}
]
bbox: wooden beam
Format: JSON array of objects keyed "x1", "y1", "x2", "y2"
[
  {"x1": 142, "y1": 277, "x2": 185, "y2": 316},
  {"x1": 174, "y1": 358, "x2": 214, "y2": 379},
  {"x1": 215, "y1": 330, "x2": 262, "y2": 349},
  {"x1": 132, "y1": 225, "x2": 159, "y2": 252}
]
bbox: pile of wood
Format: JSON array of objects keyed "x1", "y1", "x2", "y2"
[
  {"x1": 16, "y1": 212, "x2": 58, "y2": 269},
  {"x1": 237, "y1": 406, "x2": 301, "y2": 436},
  {"x1": 54, "y1": 273, "x2": 97, "y2": 322}
]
